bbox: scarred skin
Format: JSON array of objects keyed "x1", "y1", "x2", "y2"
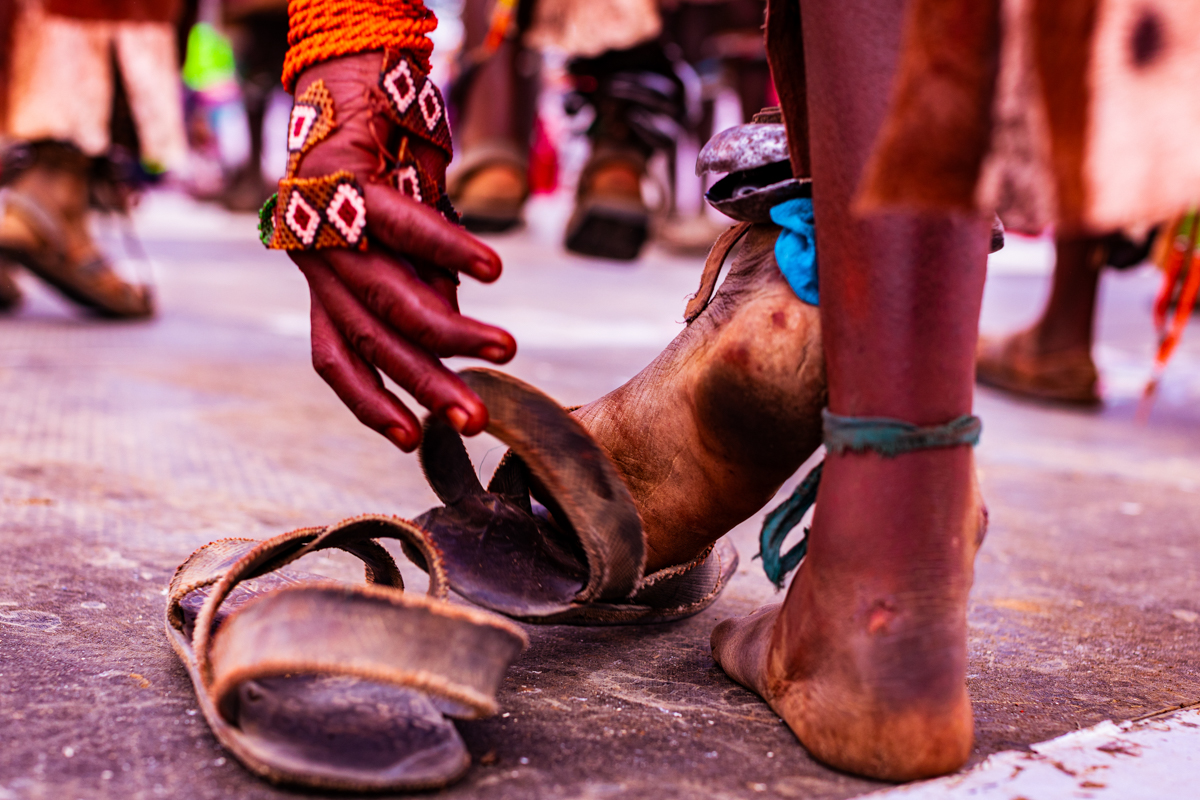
[{"x1": 289, "y1": 52, "x2": 517, "y2": 451}]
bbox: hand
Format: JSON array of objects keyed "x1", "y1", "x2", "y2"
[{"x1": 288, "y1": 52, "x2": 516, "y2": 451}]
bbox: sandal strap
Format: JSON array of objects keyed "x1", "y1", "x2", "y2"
[
  {"x1": 758, "y1": 410, "x2": 982, "y2": 588},
  {"x1": 684, "y1": 222, "x2": 752, "y2": 323},
  {"x1": 188, "y1": 515, "x2": 448, "y2": 685},
  {"x1": 452, "y1": 369, "x2": 645, "y2": 604},
  {"x1": 165, "y1": 527, "x2": 389, "y2": 630},
  {"x1": 207, "y1": 583, "x2": 527, "y2": 724}
]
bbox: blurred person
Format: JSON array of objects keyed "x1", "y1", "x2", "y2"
[
  {"x1": 450, "y1": 0, "x2": 772, "y2": 260},
  {"x1": 0, "y1": 0, "x2": 187, "y2": 318}
]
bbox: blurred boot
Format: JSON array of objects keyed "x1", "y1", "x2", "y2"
[
  {"x1": 564, "y1": 42, "x2": 685, "y2": 261},
  {"x1": 566, "y1": 145, "x2": 648, "y2": 261},
  {"x1": 0, "y1": 140, "x2": 153, "y2": 319}
]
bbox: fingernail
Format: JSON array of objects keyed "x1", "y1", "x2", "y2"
[
  {"x1": 384, "y1": 426, "x2": 415, "y2": 451},
  {"x1": 479, "y1": 345, "x2": 508, "y2": 361},
  {"x1": 445, "y1": 406, "x2": 470, "y2": 433},
  {"x1": 474, "y1": 259, "x2": 499, "y2": 279}
]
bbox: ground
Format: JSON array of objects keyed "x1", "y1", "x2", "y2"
[{"x1": 0, "y1": 194, "x2": 1198, "y2": 800}]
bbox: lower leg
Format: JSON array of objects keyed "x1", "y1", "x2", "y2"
[
  {"x1": 1029, "y1": 234, "x2": 1105, "y2": 354},
  {"x1": 450, "y1": 0, "x2": 539, "y2": 227},
  {"x1": 975, "y1": 235, "x2": 1104, "y2": 404},
  {"x1": 713, "y1": 0, "x2": 989, "y2": 780}
]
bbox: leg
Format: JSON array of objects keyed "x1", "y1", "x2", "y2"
[
  {"x1": 976, "y1": 234, "x2": 1104, "y2": 404},
  {"x1": 449, "y1": 0, "x2": 539, "y2": 232},
  {"x1": 712, "y1": 0, "x2": 989, "y2": 780},
  {"x1": 1031, "y1": 235, "x2": 1104, "y2": 353},
  {"x1": 224, "y1": 11, "x2": 290, "y2": 212}
]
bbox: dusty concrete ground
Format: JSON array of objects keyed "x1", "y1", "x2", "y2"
[{"x1": 1, "y1": 195, "x2": 1198, "y2": 800}]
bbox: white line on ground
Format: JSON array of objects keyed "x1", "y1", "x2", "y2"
[{"x1": 860, "y1": 707, "x2": 1200, "y2": 800}]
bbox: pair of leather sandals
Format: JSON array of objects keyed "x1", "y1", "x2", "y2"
[{"x1": 166, "y1": 369, "x2": 738, "y2": 791}]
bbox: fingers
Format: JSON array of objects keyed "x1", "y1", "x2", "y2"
[
  {"x1": 299, "y1": 255, "x2": 491, "y2": 436},
  {"x1": 307, "y1": 286, "x2": 422, "y2": 450},
  {"x1": 364, "y1": 184, "x2": 503, "y2": 283},
  {"x1": 324, "y1": 246, "x2": 516, "y2": 362}
]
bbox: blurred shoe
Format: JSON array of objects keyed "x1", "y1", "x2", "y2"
[
  {"x1": 0, "y1": 263, "x2": 22, "y2": 312},
  {"x1": 976, "y1": 328, "x2": 1099, "y2": 405},
  {"x1": 0, "y1": 140, "x2": 153, "y2": 319},
  {"x1": 563, "y1": 43, "x2": 685, "y2": 261},
  {"x1": 448, "y1": 143, "x2": 529, "y2": 234},
  {"x1": 565, "y1": 148, "x2": 648, "y2": 261}
]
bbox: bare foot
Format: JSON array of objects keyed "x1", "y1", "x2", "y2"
[
  {"x1": 713, "y1": 448, "x2": 987, "y2": 781},
  {"x1": 572, "y1": 225, "x2": 827, "y2": 573}
]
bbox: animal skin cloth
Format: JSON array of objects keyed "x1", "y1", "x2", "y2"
[
  {"x1": 854, "y1": 0, "x2": 1200, "y2": 234},
  {"x1": 525, "y1": 0, "x2": 661, "y2": 59},
  {"x1": 4, "y1": 0, "x2": 187, "y2": 171}
]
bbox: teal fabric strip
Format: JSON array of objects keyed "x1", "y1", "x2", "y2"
[
  {"x1": 758, "y1": 461, "x2": 821, "y2": 590},
  {"x1": 757, "y1": 410, "x2": 982, "y2": 589},
  {"x1": 770, "y1": 197, "x2": 819, "y2": 306},
  {"x1": 823, "y1": 410, "x2": 981, "y2": 457}
]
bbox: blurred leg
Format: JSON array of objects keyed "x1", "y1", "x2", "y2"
[
  {"x1": 976, "y1": 234, "x2": 1104, "y2": 405},
  {"x1": 449, "y1": 0, "x2": 539, "y2": 232}
]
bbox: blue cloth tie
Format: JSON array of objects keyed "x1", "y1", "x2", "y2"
[{"x1": 770, "y1": 197, "x2": 818, "y2": 306}]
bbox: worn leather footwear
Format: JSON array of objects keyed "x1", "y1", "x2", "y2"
[
  {"x1": 564, "y1": 149, "x2": 649, "y2": 261},
  {"x1": 976, "y1": 328, "x2": 1100, "y2": 405},
  {"x1": 0, "y1": 142, "x2": 153, "y2": 319},
  {"x1": 167, "y1": 516, "x2": 526, "y2": 791}
]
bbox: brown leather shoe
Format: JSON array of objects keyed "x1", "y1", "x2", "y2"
[
  {"x1": 564, "y1": 148, "x2": 649, "y2": 261},
  {"x1": 0, "y1": 142, "x2": 153, "y2": 319},
  {"x1": 976, "y1": 328, "x2": 1100, "y2": 405}
]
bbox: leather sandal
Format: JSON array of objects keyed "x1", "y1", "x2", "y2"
[
  {"x1": 0, "y1": 142, "x2": 153, "y2": 319},
  {"x1": 0, "y1": 189, "x2": 152, "y2": 318},
  {"x1": 415, "y1": 368, "x2": 739, "y2": 624},
  {"x1": 165, "y1": 515, "x2": 527, "y2": 791}
]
